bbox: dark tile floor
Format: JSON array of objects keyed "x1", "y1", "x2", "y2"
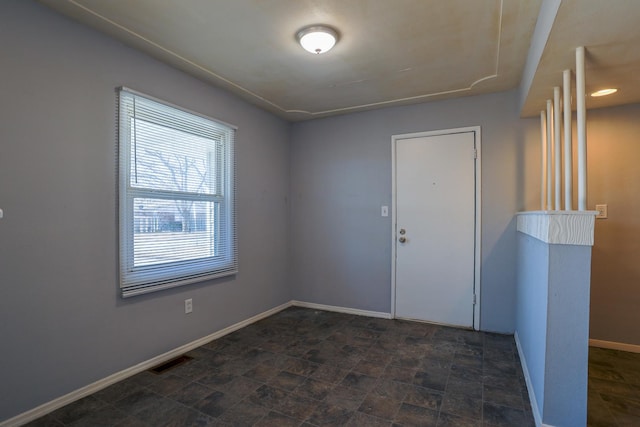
[
  {"x1": 588, "y1": 346, "x2": 640, "y2": 426},
  {"x1": 26, "y1": 307, "x2": 535, "y2": 426}
]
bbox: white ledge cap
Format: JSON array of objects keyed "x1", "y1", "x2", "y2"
[{"x1": 517, "y1": 210, "x2": 597, "y2": 246}]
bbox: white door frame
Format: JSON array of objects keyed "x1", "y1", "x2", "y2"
[{"x1": 391, "y1": 126, "x2": 482, "y2": 330}]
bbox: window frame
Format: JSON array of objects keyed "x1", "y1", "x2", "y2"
[{"x1": 117, "y1": 87, "x2": 237, "y2": 297}]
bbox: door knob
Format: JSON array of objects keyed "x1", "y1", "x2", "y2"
[
  {"x1": 398, "y1": 236, "x2": 407, "y2": 243},
  {"x1": 399, "y1": 228, "x2": 406, "y2": 235}
]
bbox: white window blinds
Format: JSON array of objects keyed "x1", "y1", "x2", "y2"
[{"x1": 118, "y1": 88, "x2": 237, "y2": 297}]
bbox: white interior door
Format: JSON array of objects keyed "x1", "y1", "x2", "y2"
[{"x1": 393, "y1": 130, "x2": 478, "y2": 328}]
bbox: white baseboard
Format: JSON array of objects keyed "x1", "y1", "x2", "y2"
[
  {"x1": 589, "y1": 339, "x2": 640, "y2": 353},
  {"x1": 3, "y1": 300, "x2": 392, "y2": 426},
  {"x1": 291, "y1": 300, "x2": 392, "y2": 319},
  {"x1": 514, "y1": 331, "x2": 547, "y2": 427},
  {"x1": 3, "y1": 300, "x2": 394, "y2": 426},
  {"x1": 1, "y1": 301, "x2": 293, "y2": 427}
]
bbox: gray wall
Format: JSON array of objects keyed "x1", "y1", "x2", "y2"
[
  {"x1": 515, "y1": 232, "x2": 549, "y2": 416},
  {"x1": 0, "y1": 1, "x2": 290, "y2": 421},
  {"x1": 544, "y1": 242, "x2": 591, "y2": 427},
  {"x1": 587, "y1": 104, "x2": 640, "y2": 346},
  {"x1": 290, "y1": 91, "x2": 534, "y2": 332},
  {"x1": 515, "y1": 231, "x2": 591, "y2": 427}
]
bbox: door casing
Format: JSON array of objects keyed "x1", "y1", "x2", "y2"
[{"x1": 391, "y1": 126, "x2": 482, "y2": 330}]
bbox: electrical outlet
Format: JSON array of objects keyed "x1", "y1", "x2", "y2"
[
  {"x1": 595, "y1": 204, "x2": 608, "y2": 219},
  {"x1": 185, "y1": 298, "x2": 193, "y2": 314}
]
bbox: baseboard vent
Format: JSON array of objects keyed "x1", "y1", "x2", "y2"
[{"x1": 148, "y1": 355, "x2": 192, "y2": 374}]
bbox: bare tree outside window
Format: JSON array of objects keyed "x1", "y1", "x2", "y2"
[
  {"x1": 119, "y1": 88, "x2": 236, "y2": 296},
  {"x1": 131, "y1": 119, "x2": 217, "y2": 237},
  {"x1": 137, "y1": 149, "x2": 209, "y2": 232},
  {"x1": 127, "y1": 119, "x2": 220, "y2": 267}
]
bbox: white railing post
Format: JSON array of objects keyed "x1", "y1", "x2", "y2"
[
  {"x1": 540, "y1": 110, "x2": 546, "y2": 210},
  {"x1": 576, "y1": 47, "x2": 587, "y2": 211},
  {"x1": 553, "y1": 87, "x2": 561, "y2": 210},
  {"x1": 546, "y1": 99, "x2": 553, "y2": 210},
  {"x1": 563, "y1": 69, "x2": 573, "y2": 210}
]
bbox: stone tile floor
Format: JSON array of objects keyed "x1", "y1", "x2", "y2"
[
  {"x1": 588, "y1": 346, "x2": 640, "y2": 426},
  {"x1": 26, "y1": 307, "x2": 535, "y2": 426}
]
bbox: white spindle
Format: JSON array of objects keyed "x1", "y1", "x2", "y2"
[
  {"x1": 540, "y1": 110, "x2": 546, "y2": 210},
  {"x1": 576, "y1": 47, "x2": 587, "y2": 211},
  {"x1": 546, "y1": 100, "x2": 553, "y2": 210},
  {"x1": 563, "y1": 69, "x2": 573, "y2": 210},
  {"x1": 554, "y1": 87, "x2": 561, "y2": 210}
]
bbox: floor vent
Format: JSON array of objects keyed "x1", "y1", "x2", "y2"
[{"x1": 148, "y1": 355, "x2": 193, "y2": 374}]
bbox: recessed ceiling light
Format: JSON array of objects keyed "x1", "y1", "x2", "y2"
[
  {"x1": 590, "y1": 88, "x2": 618, "y2": 97},
  {"x1": 296, "y1": 25, "x2": 338, "y2": 54}
]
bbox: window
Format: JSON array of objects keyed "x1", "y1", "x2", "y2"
[{"x1": 118, "y1": 88, "x2": 237, "y2": 297}]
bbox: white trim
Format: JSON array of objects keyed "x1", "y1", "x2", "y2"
[
  {"x1": 590, "y1": 339, "x2": 640, "y2": 353},
  {"x1": 1, "y1": 301, "x2": 293, "y2": 427},
  {"x1": 516, "y1": 210, "x2": 597, "y2": 246},
  {"x1": 515, "y1": 332, "x2": 545, "y2": 427},
  {"x1": 391, "y1": 126, "x2": 482, "y2": 330},
  {"x1": 473, "y1": 128, "x2": 482, "y2": 330},
  {"x1": 514, "y1": 332, "x2": 557, "y2": 427},
  {"x1": 391, "y1": 138, "x2": 398, "y2": 320},
  {"x1": 291, "y1": 300, "x2": 392, "y2": 319}
]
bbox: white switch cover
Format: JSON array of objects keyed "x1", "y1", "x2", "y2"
[
  {"x1": 0, "y1": 208, "x2": 3, "y2": 219},
  {"x1": 381, "y1": 206, "x2": 389, "y2": 217},
  {"x1": 595, "y1": 204, "x2": 608, "y2": 219},
  {"x1": 185, "y1": 298, "x2": 193, "y2": 314}
]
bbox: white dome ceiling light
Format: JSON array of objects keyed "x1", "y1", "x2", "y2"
[{"x1": 296, "y1": 25, "x2": 338, "y2": 54}]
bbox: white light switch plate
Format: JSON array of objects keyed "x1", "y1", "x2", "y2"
[
  {"x1": 381, "y1": 206, "x2": 388, "y2": 217},
  {"x1": 595, "y1": 204, "x2": 608, "y2": 219}
]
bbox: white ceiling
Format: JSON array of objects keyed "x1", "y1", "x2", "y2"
[
  {"x1": 39, "y1": 0, "x2": 640, "y2": 121},
  {"x1": 521, "y1": 0, "x2": 640, "y2": 117}
]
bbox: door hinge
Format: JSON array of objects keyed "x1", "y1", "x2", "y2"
[
  {"x1": 473, "y1": 294, "x2": 477, "y2": 305},
  {"x1": 473, "y1": 148, "x2": 478, "y2": 159}
]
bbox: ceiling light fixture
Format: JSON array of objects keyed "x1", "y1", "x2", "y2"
[
  {"x1": 296, "y1": 25, "x2": 338, "y2": 54},
  {"x1": 590, "y1": 88, "x2": 618, "y2": 97}
]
